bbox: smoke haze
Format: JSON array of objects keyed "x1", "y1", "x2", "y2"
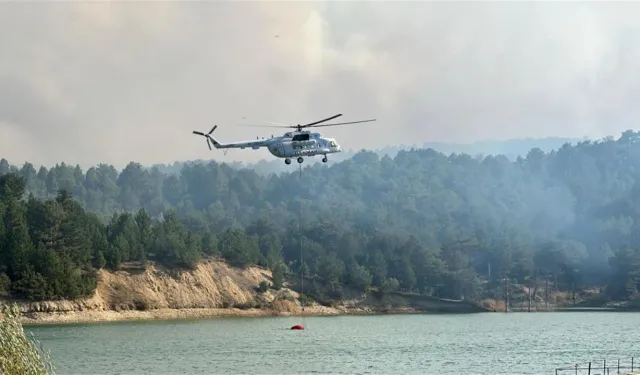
[{"x1": 1, "y1": 1, "x2": 640, "y2": 169}]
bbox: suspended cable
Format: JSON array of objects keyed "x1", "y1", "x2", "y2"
[
  {"x1": 300, "y1": 198, "x2": 304, "y2": 315},
  {"x1": 291, "y1": 162, "x2": 305, "y2": 330},
  {"x1": 299, "y1": 163, "x2": 304, "y2": 315}
]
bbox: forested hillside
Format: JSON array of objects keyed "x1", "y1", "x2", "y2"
[{"x1": 1, "y1": 131, "x2": 639, "y2": 306}]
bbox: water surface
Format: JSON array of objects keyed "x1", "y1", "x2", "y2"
[{"x1": 26, "y1": 312, "x2": 640, "y2": 374}]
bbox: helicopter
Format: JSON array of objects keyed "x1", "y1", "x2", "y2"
[{"x1": 192, "y1": 114, "x2": 376, "y2": 165}]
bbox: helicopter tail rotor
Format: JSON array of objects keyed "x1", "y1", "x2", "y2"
[{"x1": 193, "y1": 125, "x2": 218, "y2": 150}]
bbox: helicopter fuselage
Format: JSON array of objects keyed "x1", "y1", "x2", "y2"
[
  {"x1": 265, "y1": 131, "x2": 341, "y2": 159},
  {"x1": 206, "y1": 130, "x2": 342, "y2": 164}
]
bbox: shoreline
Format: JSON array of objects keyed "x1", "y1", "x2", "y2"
[
  {"x1": 18, "y1": 305, "x2": 430, "y2": 326},
  {"x1": 16, "y1": 304, "x2": 637, "y2": 326}
]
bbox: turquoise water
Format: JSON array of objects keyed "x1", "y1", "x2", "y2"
[{"x1": 26, "y1": 312, "x2": 640, "y2": 375}]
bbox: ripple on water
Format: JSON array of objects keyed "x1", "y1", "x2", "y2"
[{"x1": 25, "y1": 313, "x2": 640, "y2": 375}]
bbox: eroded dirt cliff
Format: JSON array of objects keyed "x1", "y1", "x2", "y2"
[
  {"x1": 1, "y1": 259, "x2": 487, "y2": 324},
  {"x1": 6, "y1": 260, "x2": 336, "y2": 324}
]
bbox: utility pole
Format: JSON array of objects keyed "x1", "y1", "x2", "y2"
[
  {"x1": 503, "y1": 277, "x2": 509, "y2": 313},
  {"x1": 528, "y1": 279, "x2": 532, "y2": 313},
  {"x1": 545, "y1": 276, "x2": 549, "y2": 310}
]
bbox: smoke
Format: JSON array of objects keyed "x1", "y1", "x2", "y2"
[{"x1": 1, "y1": 1, "x2": 640, "y2": 169}]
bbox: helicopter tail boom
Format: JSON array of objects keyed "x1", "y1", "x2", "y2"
[{"x1": 193, "y1": 125, "x2": 271, "y2": 151}]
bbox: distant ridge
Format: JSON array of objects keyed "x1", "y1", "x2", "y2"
[{"x1": 148, "y1": 136, "x2": 584, "y2": 176}]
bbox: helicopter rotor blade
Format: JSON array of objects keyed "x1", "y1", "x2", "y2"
[
  {"x1": 263, "y1": 120, "x2": 290, "y2": 127},
  {"x1": 231, "y1": 115, "x2": 375, "y2": 130},
  {"x1": 301, "y1": 114, "x2": 342, "y2": 128},
  {"x1": 308, "y1": 119, "x2": 377, "y2": 128},
  {"x1": 208, "y1": 125, "x2": 217, "y2": 135},
  {"x1": 193, "y1": 131, "x2": 206, "y2": 136},
  {"x1": 238, "y1": 124, "x2": 291, "y2": 128},
  {"x1": 206, "y1": 137, "x2": 212, "y2": 150}
]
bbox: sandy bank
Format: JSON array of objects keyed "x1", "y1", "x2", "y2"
[
  {"x1": 18, "y1": 305, "x2": 439, "y2": 325},
  {"x1": 18, "y1": 306, "x2": 336, "y2": 325}
]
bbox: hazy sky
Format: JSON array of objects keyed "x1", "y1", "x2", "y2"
[{"x1": 2, "y1": 1, "x2": 640, "y2": 169}]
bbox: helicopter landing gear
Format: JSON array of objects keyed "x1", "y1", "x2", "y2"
[
  {"x1": 297, "y1": 157, "x2": 304, "y2": 164},
  {"x1": 322, "y1": 156, "x2": 328, "y2": 163},
  {"x1": 285, "y1": 158, "x2": 291, "y2": 165}
]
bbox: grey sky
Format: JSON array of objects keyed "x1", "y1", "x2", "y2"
[{"x1": 1, "y1": 1, "x2": 640, "y2": 169}]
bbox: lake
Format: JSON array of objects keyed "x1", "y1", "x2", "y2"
[{"x1": 25, "y1": 312, "x2": 640, "y2": 375}]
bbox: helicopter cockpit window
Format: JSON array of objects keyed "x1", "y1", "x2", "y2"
[
  {"x1": 292, "y1": 133, "x2": 310, "y2": 142},
  {"x1": 330, "y1": 141, "x2": 337, "y2": 147}
]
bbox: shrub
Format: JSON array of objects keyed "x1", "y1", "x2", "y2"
[
  {"x1": 256, "y1": 281, "x2": 269, "y2": 293},
  {"x1": 380, "y1": 277, "x2": 400, "y2": 294},
  {"x1": 0, "y1": 303, "x2": 55, "y2": 375},
  {"x1": 299, "y1": 293, "x2": 314, "y2": 307}
]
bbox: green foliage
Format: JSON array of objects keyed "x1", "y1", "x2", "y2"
[
  {"x1": 0, "y1": 304, "x2": 55, "y2": 375},
  {"x1": 271, "y1": 262, "x2": 287, "y2": 290},
  {"x1": 256, "y1": 281, "x2": 269, "y2": 293},
  {"x1": 299, "y1": 293, "x2": 314, "y2": 306},
  {"x1": 0, "y1": 273, "x2": 10, "y2": 296},
  {"x1": 380, "y1": 277, "x2": 400, "y2": 293},
  {"x1": 348, "y1": 264, "x2": 373, "y2": 291},
  {"x1": 3, "y1": 131, "x2": 640, "y2": 304}
]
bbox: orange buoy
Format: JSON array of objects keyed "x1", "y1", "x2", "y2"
[{"x1": 290, "y1": 324, "x2": 304, "y2": 330}]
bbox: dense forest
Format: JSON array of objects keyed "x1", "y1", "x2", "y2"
[{"x1": 1, "y1": 131, "x2": 640, "y2": 306}]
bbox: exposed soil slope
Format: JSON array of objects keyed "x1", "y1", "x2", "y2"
[{"x1": 1, "y1": 260, "x2": 487, "y2": 324}]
